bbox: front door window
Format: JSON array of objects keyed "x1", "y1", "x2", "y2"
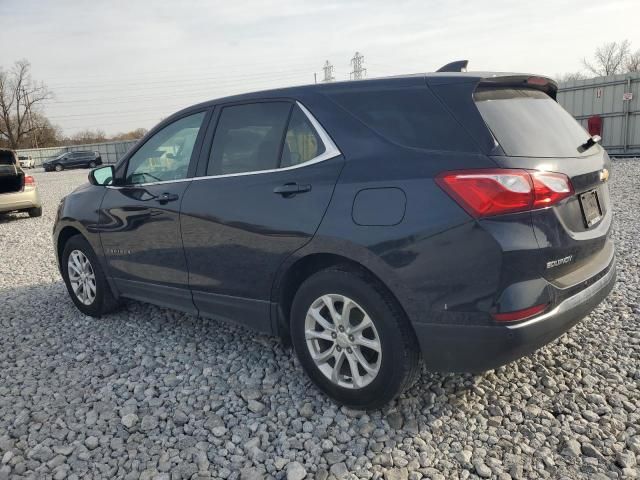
[{"x1": 126, "y1": 112, "x2": 206, "y2": 184}]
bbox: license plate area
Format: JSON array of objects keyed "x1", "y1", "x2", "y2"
[{"x1": 579, "y1": 189, "x2": 602, "y2": 228}]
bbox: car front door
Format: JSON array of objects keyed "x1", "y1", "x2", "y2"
[
  {"x1": 180, "y1": 101, "x2": 344, "y2": 332},
  {"x1": 97, "y1": 110, "x2": 208, "y2": 313},
  {"x1": 60, "y1": 154, "x2": 73, "y2": 167}
]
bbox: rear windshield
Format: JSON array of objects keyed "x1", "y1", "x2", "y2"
[
  {"x1": 0, "y1": 151, "x2": 16, "y2": 165},
  {"x1": 475, "y1": 88, "x2": 591, "y2": 157}
]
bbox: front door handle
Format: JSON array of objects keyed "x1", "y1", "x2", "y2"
[
  {"x1": 157, "y1": 192, "x2": 179, "y2": 204},
  {"x1": 273, "y1": 183, "x2": 312, "y2": 197}
]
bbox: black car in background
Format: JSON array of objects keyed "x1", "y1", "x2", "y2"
[
  {"x1": 43, "y1": 151, "x2": 102, "y2": 172},
  {"x1": 52, "y1": 70, "x2": 615, "y2": 408}
]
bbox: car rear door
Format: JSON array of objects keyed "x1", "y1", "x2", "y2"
[
  {"x1": 97, "y1": 110, "x2": 209, "y2": 313},
  {"x1": 63, "y1": 153, "x2": 77, "y2": 167},
  {"x1": 180, "y1": 100, "x2": 344, "y2": 332}
]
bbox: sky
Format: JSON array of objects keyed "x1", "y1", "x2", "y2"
[{"x1": 2, "y1": 0, "x2": 640, "y2": 136}]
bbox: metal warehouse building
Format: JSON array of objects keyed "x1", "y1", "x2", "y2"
[{"x1": 557, "y1": 73, "x2": 640, "y2": 157}]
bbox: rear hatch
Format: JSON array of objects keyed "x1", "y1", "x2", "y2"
[
  {"x1": 0, "y1": 150, "x2": 25, "y2": 194},
  {"x1": 472, "y1": 81, "x2": 613, "y2": 288}
]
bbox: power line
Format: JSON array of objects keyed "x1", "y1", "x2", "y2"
[
  {"x1": 43, "y1": 71, "x2": 311, "y2": 105},
  {"x1": 46, "y1": 69, "x2": 313, "y2": 94},
  {"x1": 43, "y1": 56, "x2": 322, "y2": 85},
  {"x1": 350, "y1": 51, "x2": 367, "y2": 80}
]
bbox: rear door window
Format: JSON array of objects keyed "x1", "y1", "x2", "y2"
[
  {"x1": 327, "y1": 86, "x2": 477, "y2": 152},
  {"x1": 474, "y1": 88, "x2": 591, "y2": 157},
  {"x1": 207, "y1": 102, "x2": 292, "y2": 176}
]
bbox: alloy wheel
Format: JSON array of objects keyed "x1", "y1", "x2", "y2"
[
  {"x1": 67, "y1": 249, "x2": 97, "y2": 305},
  {"x1": 304, "y1": 294, "x2": 382, "y2": 389}
]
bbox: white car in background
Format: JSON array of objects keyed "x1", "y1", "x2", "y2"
[{"x1": 18, "y1": 155, "x2": 35, "y2": 169}]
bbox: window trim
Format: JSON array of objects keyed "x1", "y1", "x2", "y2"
[
  {"x1": 107, "y1": 101, "x2": 340, "y2": 188},
  {"x1": 198, "y1": 101, "x2": 340, "y2": 181},
  {"x1": 197, "y1": 101, "x2": 340, "y2": 182}
]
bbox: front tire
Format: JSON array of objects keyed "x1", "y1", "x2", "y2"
[
  {"x1": 61, "y1": 235, "x2": 120, "y2": 317},
  {"x1": 54, "y1": 164, "x2": 63, "y2": 172},
  {"x1": 290, "y1": 266, "x2": 421, "y2": 409}
]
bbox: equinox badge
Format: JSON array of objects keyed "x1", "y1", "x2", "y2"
[{"x1": 547, "y1": 255, "x2": 573, "y2": 269}]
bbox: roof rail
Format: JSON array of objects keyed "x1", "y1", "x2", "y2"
[{"x1": 436, "y1": 60, "x2": 468, "y2": 73}]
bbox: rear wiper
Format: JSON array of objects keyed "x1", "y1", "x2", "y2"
[{"x1": 578, "y1": 135, "x2": 601, "y2": 153}]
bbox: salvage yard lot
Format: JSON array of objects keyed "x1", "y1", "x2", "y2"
[{"x1": 0, "y1": 164, "x2": 638, "y2": 480}]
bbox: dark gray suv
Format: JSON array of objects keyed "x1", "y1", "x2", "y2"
[
  {"x1": 53, "y1": 71, "x2": 615, "y2": 407},
  {"x1": 44, "y1": 151, "x2": 102, "y2": 172}
]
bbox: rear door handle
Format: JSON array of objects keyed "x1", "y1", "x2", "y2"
[
  {"x1": 157, "y1": 192, "x2": 179, "y2": 204},
  {"x1": 273, "y1": 183, "x2": 312, "y2": 197}
]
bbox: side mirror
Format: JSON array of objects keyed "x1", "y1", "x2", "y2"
[{"x1": 89, "y1": 165, "x2": 114, "y2": 186}]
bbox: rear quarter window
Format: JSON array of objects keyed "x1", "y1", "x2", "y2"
[{"x1": 326, "y1": 86, "x2": 477, "y2": 152}]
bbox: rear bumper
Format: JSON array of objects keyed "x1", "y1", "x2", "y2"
[
  {"x1": 415, "y1": 257, "x2": 616, "y2": 372},
  {"x1": 0, "y1": 189, "x2": 41, "y2": 213}
]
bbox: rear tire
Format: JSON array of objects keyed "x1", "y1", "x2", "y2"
[
  {"x1": 61, "y1": 235, "x2": 121, "y2": 317},
  {"x1": 290, "y1": 266, "x2": 421, "y2": 409},
  {"x1": 28, "y1": 206, "x2": 42, "y2": 217},
  {"x1": 54, "y1": 164, "x2": 63, "y2": 172}
]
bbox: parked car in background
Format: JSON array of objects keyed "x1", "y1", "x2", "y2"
[
  {"x1": 53, "y1": 70, "x2": 615, "y2": 408},
  {"x1": 43, "y1": 151, "x2": 102, "y2": 172},
  {"x1": 18, "y1": 155, "x2": 35, "y2": 169},
  {"x1": 0, "y1": 149, "x2": 42, "y2": 217}
]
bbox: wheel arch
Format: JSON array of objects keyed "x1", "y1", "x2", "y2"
[
  {"x1": 56, "y1": 225, "x2": 83, "y2": 272},
  {"x1": 273, "y1": 250, "x2": 416, "y2": 343}
]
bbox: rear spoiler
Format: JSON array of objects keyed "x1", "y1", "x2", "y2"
[
  {"x1": 477, "y1": 75, "x2": 558, "y2": 100},
  {"x1": 437, "y1": 60, "x2": 468, "y2": 72}
]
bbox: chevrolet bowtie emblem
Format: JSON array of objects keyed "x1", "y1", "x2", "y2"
[{"x1": 600, "y1": 168, "x2": 609, "y2": 182}]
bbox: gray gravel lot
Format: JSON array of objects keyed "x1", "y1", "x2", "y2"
[{"x1": 0, "y1": 164, "x2": 638, "y2": 480}]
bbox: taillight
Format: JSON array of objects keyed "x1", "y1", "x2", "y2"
[
  {"x1": 530, "y1": 171, "x2": 573, "y2": 208},
  {"x1": 24, "y1": 175, "x2": 36, "y2": 190},
  {"x1": 436, "y1": 169, "x2": 573, "y2": 218}
]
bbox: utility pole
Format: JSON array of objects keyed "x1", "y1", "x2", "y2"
[
  {"x1": 22, "y1": 87, "x2": 39, "y2": 149},
  {"x1": 322, "y1": 61, "x2": 335, "y2": 82},
  {"x1": 350, "y1": 51, "x2": 367, "y2": 80}
]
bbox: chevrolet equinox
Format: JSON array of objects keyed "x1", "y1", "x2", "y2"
[{"x1": 53, "y1": 69, "x2": 615, "y2": 408}]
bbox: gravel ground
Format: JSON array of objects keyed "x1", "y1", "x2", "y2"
[{"x1": 0, "y1": 164, "x2": 638, "y2": 480}]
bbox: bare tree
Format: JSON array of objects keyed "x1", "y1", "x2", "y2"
[
  {"x1": 69, "y1": 129, "x2": 107, "y2": 145},
  {"x1": 0, "y1": 60, "x2": 53, "y2": 149},
  {"x1": 583, "y1": 40, "x2": 631, "y2": 76},
  {"x1": 626, "y1": 49, "x2": 640, "y2": 72},
  {"x1": 556, "y1": 71, "x2": 588, "y2": 83},
  {"x1": 22, "y1": 112, "x2": 63, "y2": 148}
]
